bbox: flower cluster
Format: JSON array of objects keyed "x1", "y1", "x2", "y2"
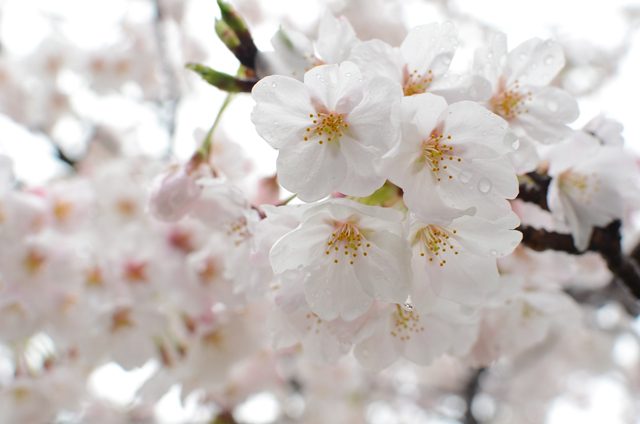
[{"x1": 1, "y1": 1, "x2": 640, "y2": 423}]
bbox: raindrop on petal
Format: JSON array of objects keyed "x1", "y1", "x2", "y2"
[
  {"x1": 544, "y1": 55, "x2": 554, "y2": 65},
  {"x1": 459, "y1": 170, "x2": 473, "y2": 183},
  {"x1": 403, "y1": 302, "x2": 414, "y2": 311},
  {"x1": 546, "y1": 100, "x2": 558, "y2": 112},
  {"x1": 324, "y1": 289, "x2": 331, "y2": 295},
  {"x1": 478, "y1": 178, "x2": 492, "y2": 193},
  {"x1": 272, "y1": 82, "x2": 277, "y2": 88}
]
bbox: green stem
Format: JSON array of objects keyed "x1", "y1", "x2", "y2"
[
  {"x1": 197, "y1": 93, "x2": 235, "y2": 159},
  {"x1": 279, "y1": 193, "x2": 297, "y2": 205}
]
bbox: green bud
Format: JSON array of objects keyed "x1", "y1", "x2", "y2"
[
  {"x1": 186, "y1": 63, "x2": 256, "y2": 93},
  {"x1": 215, "y1": 19, "x2": 240, "y2": 49},
  {"x1": 217, "y1": 0, "x2": 248, "y2": 35}
]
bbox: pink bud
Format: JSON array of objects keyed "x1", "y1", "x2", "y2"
[{"x1": 149, "y1": 167, "x2": 202, "y2": 221}]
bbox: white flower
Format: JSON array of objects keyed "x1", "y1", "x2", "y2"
[
  {"x1": 353, "y1": 301, "x2": 478, "y2": 372},
  {"x1": 378, "y1": 93, "x2": 518, "y2": 225},
  {"x1": 269, "y1": 198, "x2": 411, "y2": 321},
  {"x1": 252, "y1": 62, "x2": 402, "y2": 201},
  {"x1": 472, "y1": 33, "x2": 579, "y2": 144},
  {"x1": 408, "y1": 212, "x2": 522, "y2": 312},
  {"x1": 547, "y1": 132, "x2": 637, "y2": 251},
  {"x1": 349, "y1": 22, "x2": 492, "y2": 102},
  {"x1": 255, "y1": 12, "x2": 359, "y2": 80}
]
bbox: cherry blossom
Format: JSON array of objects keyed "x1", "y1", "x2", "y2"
[
  {"x1": 269, "y1": 198, "x2": 411, "y2": 321},
  {"x1": 472, "y1": 33, "x2": 579, "y2": 144},
  {"x1": 378, "y1": 93, "x2": 518, "y2": 225},
  {"x1": 252, "y1": 61, "x2": 402, "y2": 201}
]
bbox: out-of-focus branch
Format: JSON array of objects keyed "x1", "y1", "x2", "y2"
[
  {"x1": 517, "y1": 172, "x2": 551, "y2": 211},
  {"x1": 518, "y1": 222, "x2": 640, "y2": 300},
  {"x1": 153, "y1": 0, "x2": 181, "y2": 154},
  {"x1": 461, "y1": 367, "x2": 484, "y2": 424},
  {"x1": 516, "y1": 171, "x2": 640, "y2": 303}
]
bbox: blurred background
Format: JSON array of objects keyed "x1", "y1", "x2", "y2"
[{"x1": 1, "y1": 0, "x2": 640, "y2": 423}]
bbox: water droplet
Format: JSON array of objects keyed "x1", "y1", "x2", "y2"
[
  {"x1": 541, "y1": 74, "x2": 549, "y2": 81},
  {"x1": 442, "y1": 56, "x2": 452, "y2": 65},
  {"x1": 324, "y1": 289, "x2": 331, "y2": 295},
  {"x1": 544, "y1": 55, "x2": 554, "y2": 65},
  {"x1": 478, "y1": 178, "x2": 492, "y2": 193},
  {"x1": 468, "y1": 185, "x2": 474, "y2": 190},
  {"x1": 486, "y1": 52, "x2": 493, "y2": 59},
  {"x1": 314, "y1": 292, "x2": 319, "y2": 298},
  {"x1": 518, "y1": 52, "x2": 528, "y2": 60},
  {"x1": 316, "y1": 74, "x2": 321, "y2": 79},
  {"x1": 273, "y1": 121, "x2": 278, "y2": 125},
  {"x1": 403, "y1": 302, "x2": 414, "y2": 311},
  {"x1": 459, "y1": 170, "x2": 473, "y2": 183},
  {"x1": 362, "y1": 349, "x2": 369, "y2": 357},
  {"x1": 430, "y1": 37, "x2": 436, "y2": 43},
  {"x1": 345, "y1": 73, "x2": 352, "y2": 77},
  {"x1": 546, "y1": 100, "x2": 558, "y2": 112},
  {"x1": 490, "y1": 249, "x2": 498, "y2": 256},
  {"x1": 512, "y1": 139, "x2": 520, "y2": 149},
  {"x1": 262, "y1": 82, "x2": 266, "y2": 87},
  {"x1": 297, "y1": 264, "x2": 304, "y2": 269},
  {"x1": 272, "y1": 82, "x2": 277, "y2": 88},
  {"x1": 531, "y1": 63, "x2": 538, "y2": 69},
  {"x1": 482, "y1": 131, "x2": 487, "y2": 136},
  {"x1": 468, "y1": 86, "x2": 478, "y2": 97}
]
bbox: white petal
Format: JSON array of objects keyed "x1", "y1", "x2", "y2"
[
  {"x1": 336, "y1": 136, "x2": 386, "y2": 197},
  {"x1": 353, "y1": 230, "x2": 411, "y2": 304},
  {"x1": 429, "y1": 74, "x2": 493, "y2": 103},
  {"x1": 304, "y1": 62, "x2": 363, "y2": 112},
  {"x1": 346, "y1": 76, "x2": 403, "y2": 150},
  {"x1": 269, "y1": 217, "x2": 333, "y2": 274},
  {"x1": 276, "y1": 139, "x2": 348, "y2": 202},
  {"x1": 506, "y1": 38, "x2": 566, "y2": 87},
  {"x1": 303, "y1": 259, "x2": 373, "y2": 321},
  {"x1": 251, "y1": 76, "x2": 316, "y2": 149},
  {"x1": 316, "y1": 12, "x2": 359, "y2": 64},
  {"x1": 349, "y1": 39, "x2": 404, "y2": 83},
  {"x1": 401, "y1": 22, "x2": 458, "y2": 80}
]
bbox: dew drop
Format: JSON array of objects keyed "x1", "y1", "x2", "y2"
[
  {"x1": 297, "y1": 264, "x2": 304, "y2": 269},
  {"x1": 403, "y1": 302, "x2": 414, "y2": 311},
  {"x1": 273, "y1": 121, "x2": 278, "y2": 125},
  {"x1": 478, "y1": 178, "x2": 492, "y2": 193},
  {"x1": 345, "y1": 73, "x2": 352, "y2": 77},
  {"x1": 486, "y1": 52, "x2": 493, "y2": 59},
  {"x1": 490, "y1": 249, "x2": 498, "y2": 256},
  {"x1": 430, "y1": 37, "x2": 436, "y2": 43},
  {"x1": 531, "y1": 63, "x2": 538, "y2": 69},
  {"x1": 518, "y1": 52, "x2": 528, "y2": 60},
  {"x1": 362, "y1": 349, "x2": 369, "y2": 357},
  {"x1": 468, "y1": 185, "x2": 474, "y2": 190},
  {"x1": 459, "y1": 170, "x2": 473, "y2": 183},
  {"x1": 316, "y1": 74, "x2": 321, "y2": 79},
  {"x1": 544, "y1": 55, "x2": 554, "y2": 65},
  {"x1": 512, "y1": 139, "x2": 520, "y2": 149},
  {"x1": 324, "y1": 289, "x2": 331, "y2": 295},
  {"x1": 272, "y1": 82, "x2": 277, "y2": 88},
  {"x1": 546, "y1": 100, "x2": 558, "y2": 112},
  {"x1": 314, "y1": 292, "x2": 319, "y2": 298},
  {"x1": 442, "y1": 56, "x2": 452, "y2": 65},
  {"x1": 468, "y1": 86, "x2": 478, "y2": 97}
]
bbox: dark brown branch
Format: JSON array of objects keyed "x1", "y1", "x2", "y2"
[
  {"x1": 519, "y1": 221, "x2": 640, "y2": 300},
  {"x1": 461, "y1": 368, "x2": 484, "y2": 424},
  {"x1": 517, "y1": 172, "x2": 551, "y2": 211}
]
